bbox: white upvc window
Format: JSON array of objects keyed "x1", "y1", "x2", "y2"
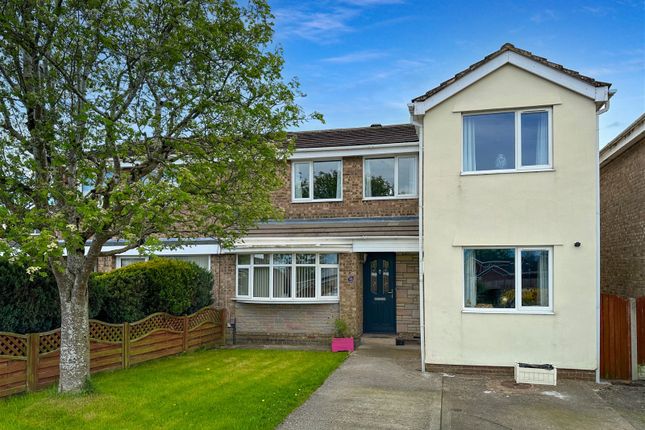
[
  {"x1": 462, "y1": 108, "x2": 552, "y2": 174},
  {"x1": 116, "y1": 256, "x2": 148, "y2": 268},
  {"x1": 363, "y1": 155, "x2": 418, "y2": 199},
  {"x1": 463, "y1": 247, "x2": 553, "y2": 313},
  {"x1": 116, "y1": 254, "x2": 210, "y2": 270},
  {"x1": 236, "y1": 253, "x2": 340, "y2": 302},
  {"x1": 292, "y1": 160, "x2": 342, "y2": 202}
]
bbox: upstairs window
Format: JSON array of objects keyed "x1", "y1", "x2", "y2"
[
  {"x1": 364, "y1": 155, "x2": 418, "y2": 199},
  {"x1": 292, "y1": 160, "x2": 342, "y2": 201},
  {"x1": 463, "y1": 109, "x2": 551, "y2": 173}
]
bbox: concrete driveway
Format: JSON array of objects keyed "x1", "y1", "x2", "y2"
[
  {"x1": 278, "y1": 338, "x2": 645, "y2": 429},
  {"x1": 279, "y1": 337, "x2": 442, "y2": 430}
]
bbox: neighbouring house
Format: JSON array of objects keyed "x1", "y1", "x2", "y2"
[
  {"x1": 600, "y1": 113, "x2": 644, "y2": 299},
  {"x1": 97, "y1": 43, "x2": 617, "y2": 380},
  {"x1": 98, "y1": 124, "x2": 422, "y2": 344},
  {"x1": 599, "y1": 113, "x2": 644, "y2": 380}
]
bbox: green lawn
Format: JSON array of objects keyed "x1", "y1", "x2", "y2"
[{"x1": 1, "y1": 348, "x2": 347, "y2": 430}]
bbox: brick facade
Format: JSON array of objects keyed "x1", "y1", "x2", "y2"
[
  {"x1": 211, "y1": 254, "x2": 236, "y2": 319},
  {"x1": 206, "y1": 251, "x2": 420, "y2": 344},
  {"x1": 424, "y1": 364, "x2": 595, "y2": 381},
  {"x1": 272, "y1": 157, "x2": 418, "y2": 219},
  {"x1": 96, "y1": 256, "x2": 115, "y2": 273},
  {"x1": 600, "y1": 137, "x2": 645, "y2": 298},
  {"x1": 339, "y1": 252, "x2": 364, "y2": 337},
  {"x1": 235, "y1": 303, "x2": 339, "y2": 344},
  {"x1": 396, "y1": 253, "x2": 420, "y2": 340}
]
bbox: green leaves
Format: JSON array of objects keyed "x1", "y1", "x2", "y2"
[{"x1": 0, "y1": 0, "x2": 316, "y2": 270}]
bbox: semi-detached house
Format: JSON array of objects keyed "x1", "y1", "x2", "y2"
[{"x1": 97, "y1": 43, "x2": 613, "y2": 380}]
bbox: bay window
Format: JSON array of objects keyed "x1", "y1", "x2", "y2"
[
  {"x1": 236, "y1": 253, "x2": 340, "y2": 301},
  {"x1": 463, "y1": 247, "x2": 552, "y2": 312},
  {"x1": 462, "y1": 109, "x2": 551, "y2": 173},
  {"x1": 364, "y1": 155, "x2": 418, "y2": 198},
  {"x1": 292, "y1": 160, "x2": 342, "y2": 201}
]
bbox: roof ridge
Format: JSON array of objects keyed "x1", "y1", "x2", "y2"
[
  {"x1": 289, "y1": 123, "x2": 413, "y2": 135},
  {"x1": 412, "y1": 43, "x2": 612, "y2": 103}
]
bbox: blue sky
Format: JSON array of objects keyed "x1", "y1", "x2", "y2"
[{"x1": 270, "y1": 0, "x2": 645, "y2": 147}]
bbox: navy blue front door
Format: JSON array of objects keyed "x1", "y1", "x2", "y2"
[{"x1": 363, "y1": 253, "x2": 396, "y2": 333}]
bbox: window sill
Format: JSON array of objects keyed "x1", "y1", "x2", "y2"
[
  {"x1": 291, "y1": 198, "x2": 343, "y2": 204},
  {"x1": 460, "y1": 168, "x2": 554, "y2": 176},
  {"x1": 234, "y1": 298, "x2": 339, "y2": 305},
  {"x1": 462, "y1": 308, "x2": 554, "y2": 315},
  {"x1": 363, "y1": 195, "x2": 418, "y2": 201}
]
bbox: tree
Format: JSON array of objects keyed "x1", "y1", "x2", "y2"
[
  {"x1": 0, "y1": 0, "x2": 317, "y2": 392},
  {"x1": 313, "y1": 170, "x2": 338, "y2": 199}
]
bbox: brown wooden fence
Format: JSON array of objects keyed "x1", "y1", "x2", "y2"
[
  {"x1": 600, "y1": 294, "x2": 631, "y2": 380},
  {"x1": 0, "y1": 306, "x2": 226, "y2": 398}
]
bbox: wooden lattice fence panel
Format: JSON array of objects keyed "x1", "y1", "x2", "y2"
[
  {"x1": 0, "y1": 306, "x2": 226, "y2": 398},
  {"x1": 188, "y1": 307, "x2": 218, "y2": 330},
  {"x1": 90, "y1": 321, "x2": 124, "y2": 343},
  {"x1": 129, "y1": 313, "x2": 182, "y2": 341},
  {"x1": 0, "y1": 358, "x2": 28, "y2": 397},
  {"x1": 0, "y1": 332, "x2": 27, "y2": 357},
  {"x1": 38, "y1": 330, "x2": 61, "y2": 354},
  {"x1": 37, "y1": 351, "x2": 60, "y2": 389}
]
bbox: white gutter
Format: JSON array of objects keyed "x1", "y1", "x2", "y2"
[
  {"x1": 289, "y1": 141, "x2": 419, "y2": 160},
  {"x1": 410, "y1": 106, "x2": 426, "y2": 374}
]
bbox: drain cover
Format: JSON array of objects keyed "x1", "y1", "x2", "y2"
[{"x1": 500, "y1": 380, "x2": 532, "y2": 389}]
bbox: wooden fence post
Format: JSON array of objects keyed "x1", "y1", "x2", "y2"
[
  {"x1": 220, "y1": 308, "x2": 227, "y2": 345},
  {"x1": 26, "y1": 333, "x2": 39, "y2": 391},
  {"x1": 182, "y1": 316, "x2": 188, "y2": 352},
  {"x1": 122, "y1": 322, "x2": 130, "y2": 369}
]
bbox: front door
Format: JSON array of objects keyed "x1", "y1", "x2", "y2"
[{"x1": 363, "y1": 253, "x2": 396, "y2": 333}]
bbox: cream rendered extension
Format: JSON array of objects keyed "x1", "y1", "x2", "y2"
[{"x1": 422, "y1": 64, "x2": 600, "y2": 371}]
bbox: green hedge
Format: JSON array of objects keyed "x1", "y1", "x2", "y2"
[
  {"x1": 0, "y1": 260, "x2": 60, "y2": 333},
  {"x1": 0, "y1": 258, "x2": 213, "y2": 333},
  {"x1": 90, "y1": 258, "x2": 213, "y2": 323}
]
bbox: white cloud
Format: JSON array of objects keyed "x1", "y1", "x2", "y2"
[
  {"x1": 273, "y1": 0, "x2": 407, "y2": 44},
  {"x1": 274, "y1": 7, "x2": 358, "y2": 43},
  {"x1": 322, "y1": 50, "x2": 387, "y2": 63},
  {"x1": 530, "y1": 9, "x2": 558, "y2": 23},
  {"x1": 581, "y1": 5, "x2": 612, "y2": 16}
]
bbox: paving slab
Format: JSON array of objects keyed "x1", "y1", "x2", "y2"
[
  {"x1": 278, "y1": 341, "x2": 442, "y2": 430},
  {"x1": 440, "y1": 375, "x2": 641, "y2": 430},
  {"x1": 595, "y1": 381, "x2": 645, "y2": 429}
]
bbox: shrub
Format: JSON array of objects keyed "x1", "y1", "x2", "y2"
[
  {"x1": 333, "y1": 319, "x2": 351, "y2": 338},
  {"x1": 90, "y1": 258, "x2": 213, "y2": 323},
  {"x1": 0, "y1": 260, "x2": 60, "y2": 333},
  {"x1": 0, "y1": 257, "x2": 213, "y2": 332}
]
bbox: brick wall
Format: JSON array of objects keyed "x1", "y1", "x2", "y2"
[
  {"x1": 271, "y1": 157, "x2": 418, "y2": 219},
  {"x1": 339, "y1": 252, "x2": 364, "y2": 337},
  {"x1": 424, "y1": 364, "x2": 595, "y2": 381},
  {"x1": 96, "y1": 256, "x2": 115, "y2": 273},
  {"x1": 600, "y1": 138, "x2": 645, "y2": 298},
  {"x1": 211, "y1": 254, "x2": 236, "y2": 321},
  {"x1": 396, "y1": 253, "x2": 420, "y2": 340},
  {"x1": 235, "y1": 303, "x2": 338, "y2": 344}
]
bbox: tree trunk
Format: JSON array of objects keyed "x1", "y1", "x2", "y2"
[{"x1": 58, "y1": 279, "x2": 90, "y2": 393}]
